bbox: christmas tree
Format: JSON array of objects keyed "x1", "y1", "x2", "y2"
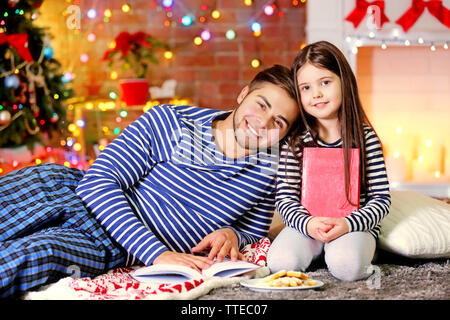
[{"x1": 0, "y1": 0, "x2": 73, "y2": 149}]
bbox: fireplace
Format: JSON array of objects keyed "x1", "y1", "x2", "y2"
[
  {"x1": 305, "y1": 0, "x2": 450, "y2": 198},
  {"x1": 356, "y1": 46, "x2": 450, "y2": 185}
]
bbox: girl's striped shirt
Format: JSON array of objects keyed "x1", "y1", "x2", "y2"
[
  {"x1": 276, "y1": 126, "x2": 391, "y2": 239},
  {"x1": 76, "y1": 104, "x2": 279, "y2": 266}
]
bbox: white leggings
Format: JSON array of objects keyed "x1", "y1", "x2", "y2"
[{"x1": 267, "y1": 227, "x2": 376, "y2": 282}]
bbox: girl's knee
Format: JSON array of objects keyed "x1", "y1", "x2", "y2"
[
  {"x1": 267, "y1": 228, "x2": 319, "y2": 273},
  {"x1": 267, "y1": 247, "x2": 309, "y2": 273},
  {"x1": 324, "y1": 232, "x2": 376, "y2": 281},
  {"x1": 325, "y1": 252, "x2": 372, "y2": 282}
]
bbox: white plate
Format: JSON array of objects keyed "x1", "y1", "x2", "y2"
[{"x1": 240, "y1": 278, "x2": 324, "y2": 292}]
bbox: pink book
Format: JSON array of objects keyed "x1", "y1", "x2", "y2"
[{"x1": 301, "y1": 147, "x2": 360, "y2": 218}]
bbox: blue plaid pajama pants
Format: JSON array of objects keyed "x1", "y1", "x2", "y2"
[{"x1": 0, "y1": 164, "x2": 129, "y2": 298}]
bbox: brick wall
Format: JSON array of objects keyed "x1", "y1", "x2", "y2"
[{"x1": 38, "y1": 0, "x2": 306, "y2": 110}]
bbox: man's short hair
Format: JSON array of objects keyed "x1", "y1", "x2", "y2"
[{"x1": 248, "y1": 64, "x2": 297, "y2": 101}]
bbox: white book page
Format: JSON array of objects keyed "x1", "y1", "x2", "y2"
[
  {"x1": 202, "y1": 259, "x2": 260, "y2": 278},
  {"x1": 132, "y1": 260, "x2": 260, "y2": 283},
  {"x1": 132, "y1": 264, "x2": 202, "y2": 284}
]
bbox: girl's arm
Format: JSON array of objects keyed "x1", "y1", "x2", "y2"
[
  {"x1": 275, "y1": 143, "x2": 314, "y2": 237},
  {"x1": 344, "y1": 128, "x2": 391, "y2": 232}
]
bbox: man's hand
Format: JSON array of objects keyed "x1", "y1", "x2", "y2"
[
  {"x1": 152, "y1": 251, "x2": 214, "y2": 272},
  {"x1": 191, "y1": 228, "x2": 246, "y2": 262},
  {"x1": 306, "y1": 217, "x2": 349, "y2": 243}
]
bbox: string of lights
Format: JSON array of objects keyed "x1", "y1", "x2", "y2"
[{"x1": 345, "y1": 30, "x2": 449, "y2": 55}]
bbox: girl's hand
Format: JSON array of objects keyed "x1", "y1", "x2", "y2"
[
  {"x1": 318, "y1": 217, "x2": 349, "y2": 243},
  {"x1": 152, "y1": 251, "x2": 214, "y2": 272},
  {"x1": 191, "y1": 228, "x2": 246, "y2": 262},
  {"x1": 306, "y1": 217, "x2": 334, "y2": 241},
  {"x1": 307, "y1": 217, "x2": 349, "y2": 243}
]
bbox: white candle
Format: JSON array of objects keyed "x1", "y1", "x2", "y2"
[
  {"x1": 385, "y1": 155, "x2": 406, "y2": 183},
  {"x1": 444, "y1": 146, "x2": 450, "y2": 181},
  {"x1": 389, "y1": 127, "x2": 415, "y2": 181},
  {"x1": 412, "y1": 157, "x2": 431, "y2": 182},
  {"x1": 422, "y1": 140, "x2": 442, "y2": 173}
]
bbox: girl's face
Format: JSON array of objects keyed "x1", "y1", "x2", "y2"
[{"x1": 296, "y1": 62, "x2": 342, "y2": 122}]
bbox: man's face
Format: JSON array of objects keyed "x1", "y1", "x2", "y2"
[{"x1": 232, "y1": 82, "x2": 300, "y2": 152}]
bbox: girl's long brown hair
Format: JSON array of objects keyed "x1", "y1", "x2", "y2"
[{"x1": 289, "y1": 41, "x2": 379, "y2": 202}]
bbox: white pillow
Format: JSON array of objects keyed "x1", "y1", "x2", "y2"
[{"x1": 378, "y1": 190, "x2": 450, "y2": 259}]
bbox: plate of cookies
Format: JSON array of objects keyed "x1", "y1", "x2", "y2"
[{"x1": 240, "y1": 270, "x2": 324, "y2": 292}]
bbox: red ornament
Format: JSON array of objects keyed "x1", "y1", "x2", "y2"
[
  {"x1": 32, "y1": 2, "x2": 43, "y2": 8},
  {"x1": 345, "y1": 0, "x2": 390, "y2": 29},
  {"x1": 396, "y1": 0, "x2": 450, "y2": 32},
  {"x1": 0, "y1": 33, "x2": 33, "y2": 62},
  {"x1": 8, "y1": 0, "x2": 19, "y2": 8}
]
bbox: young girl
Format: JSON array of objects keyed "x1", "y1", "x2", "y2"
[{"x1": 267, "y1": 41, "x2": 391, "y2": 282}]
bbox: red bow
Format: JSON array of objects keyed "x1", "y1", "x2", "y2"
[
  {"x1": 0, "y1": 33, "x2": 33, "y2": 62},
  {"x1": 345, "y1": 0, "x2": 390, "y2": 28},
  {"x1": 396, "y1": 0, "x2": 450, "y2": 32},
  {"x1": 103, "y1": 31, "x2": 153, "y2": 59}
]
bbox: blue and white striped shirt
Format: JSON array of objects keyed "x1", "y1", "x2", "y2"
[
  {"x1": 76, "y1": 105, "x2": 279, "y2": 266},
  {"x1": 276, "y1": 126, "x2": 391, "y2": 239}
]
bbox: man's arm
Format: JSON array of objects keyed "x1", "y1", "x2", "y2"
[
  {"x1": 192, "y1": 176, "x2": 276, "y2": 262},
  {"x1": 229, "y1": 191, "x2": 276, "y2": 249},
  {"x1": 76, "y1": 105, "x2": 176, "y2": 266}
]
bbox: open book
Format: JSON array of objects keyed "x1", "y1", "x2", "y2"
[{"x1": 132, "y1": 259, "x2": 261, "y2": 284}]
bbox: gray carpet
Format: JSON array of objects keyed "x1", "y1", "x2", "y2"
[{"x1": 199, "y1": 252, "x2": 450, "y2": 300}]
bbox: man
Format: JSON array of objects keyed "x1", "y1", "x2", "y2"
[{"x1": 0, "y1": 64, "x2": 300, "y2": 297}]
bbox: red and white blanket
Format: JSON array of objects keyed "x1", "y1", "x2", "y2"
[{"x1": 23, "y1": 237, "x2": 271, "y2": 300}]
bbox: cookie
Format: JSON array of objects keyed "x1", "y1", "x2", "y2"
[
  {"x1": 287, "y1": 277, "x2": 303, "y2": 287},
  {"x1": 264, "y1": 269, "x2": 287, "y2": 282},
  {"x1": 268, "y1": 277, "x2": 289, "y2": 287},
  {"x1": 267, "y1": 277, "x2": 303, "y2": 287},
  {"x1": 262, "y1": 270, "x2": 312, "y2": 288},
  {"x1": 286, "y1": 271, "x2": 309, "y2": 280}
]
